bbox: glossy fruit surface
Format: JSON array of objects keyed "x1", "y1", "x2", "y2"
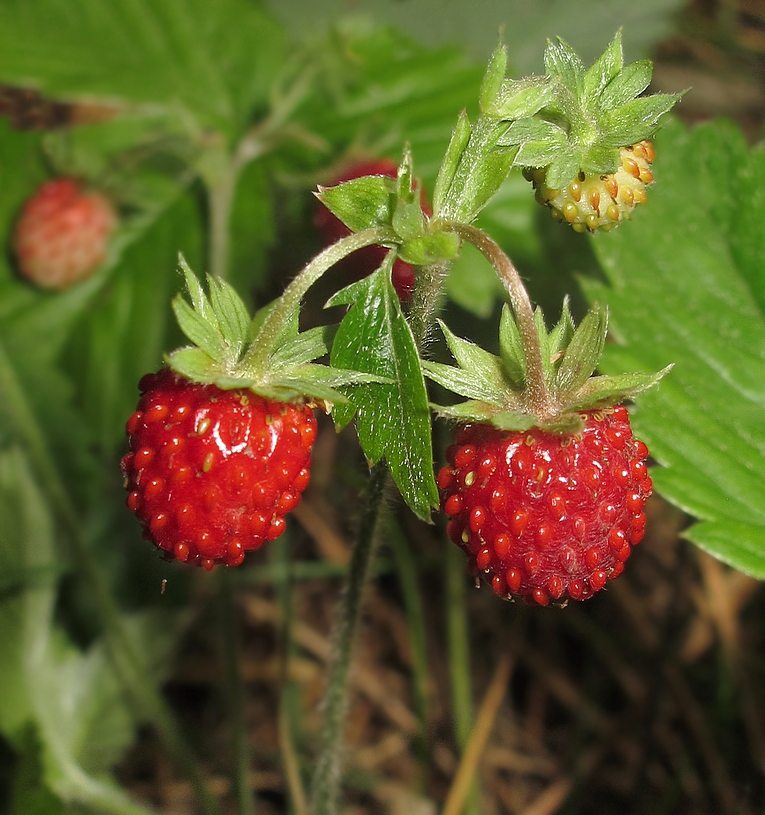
[
  {"x1": 122, "y1": 368, "x2": 316, "y2": 569},
  {"x1": 315, "y1": 157, "x2": 420, "y2": 300},
  {"x1": 437, "y1": 406, "x2": 652, "y2": 605},
  {"x1": 13, "y1": 178, "x2": 116, "y2": 288},
  {"x1": 526, "y1": 141, "x2": 655, "y2": 233}
]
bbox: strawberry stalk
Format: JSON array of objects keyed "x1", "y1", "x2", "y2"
[
  {"x1": 245, "y1": 226, "x2": 398, "y2": 371},
  {"x1": 308, "y1": 460, "x2": 389, "y2": 815},
  {"x1": 451, "y1": 223, "x2": 554, "y2": 420}
]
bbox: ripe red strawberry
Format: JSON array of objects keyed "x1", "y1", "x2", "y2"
[
  {"x1": 123, "y1": 261, "x2": 379, "y2": 568},
  {"x1": 526, "y1": 141, "x2": 655, "y2": 233},
  {"x1": 437, "y1": 406, "x2": 652, "y2": 605},
  {"x1": 315, "y1": 157, "x2": 423, "y2": 300},
  {"x1": 425, "y1": 299, "x2": 669, "y2": 605},
  {"x1": 122, "y1": 368, "x2": 315, "y2": 569},
  {"x1": 13, "y1": 178, "x2": 116, "y2": 289}
]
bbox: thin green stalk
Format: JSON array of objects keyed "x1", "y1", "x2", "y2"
[
  {"x1": 219, "y1": 569, "x2": 256, "y2": 815},
  {"x1": 207, "y1": 161, "x2": 238, "y2": 281},
  {"x1": 445, "y1": 544, "x2": 482, "y2": 815},
  {"x1": 0, "y1": 339, "x2": 222, "y2": 815},
  {"x1": 245, "y1": 227, "x2": 397, "y2": 370},
  {"x1": 450, "y1": 223, "x2": 556, "y2": 421},
  {"x1": 308, "y1": 460, "x2": 389, "y2": 815}
]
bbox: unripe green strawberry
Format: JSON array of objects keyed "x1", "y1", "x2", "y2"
[
  {"x1": 437, "y1": 406, "x2": 651, "y2": 605},
  {"x1": 13, "y1": 178, "x2": 116, "y2": 289},
  {"x1": 122, "y1": 368, "x2": 315, "y2": 569},
  {"x1": 525, "y1": 140, "x2": 655, "y2": 233}
]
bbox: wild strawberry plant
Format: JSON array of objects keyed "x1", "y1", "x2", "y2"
[{"x1": 0, "y1": 1, "x2": 761, "y2": 814}]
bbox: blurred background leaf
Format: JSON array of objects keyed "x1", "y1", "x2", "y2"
[{"x1": 584, "y1": 119, "x2": 765, "y2": 578}]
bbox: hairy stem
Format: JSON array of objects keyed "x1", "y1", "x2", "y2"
[
  {"x1": 450, "y1": 223, "x2": 555, "y2": 419},
  {"x1": 308, "y1": 461, "x2": 389, "y2": 815},
  {"x1": 245, "y1": 227, "x2": 397, "y2": 371},
  {"x1": 219, "y1": 570, "x2": 256, "y2": 815}
]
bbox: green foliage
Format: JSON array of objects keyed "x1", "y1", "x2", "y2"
[
  {"x1": 329, "y1": 263, "x2": 438, "y2": 519},
  {"x1": 585, "y1": 119, "x2": 765, "y2": 578}
]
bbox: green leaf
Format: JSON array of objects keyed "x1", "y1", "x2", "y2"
[
  {"x1": 584, "y1": 119, "x2": 765, "y2": 578},
  {"x1": 317, "y1": 175, "x2": 396, "y2": 234},
  {"x1": 330, "y1": 265, "x2": 438, "y2": 519},
  {"x1": 164, "y1": 347, "x2": 219, "y2": 383},
  {"x1": 0, "y1": 0, "x2": 286, "y2": 135}
]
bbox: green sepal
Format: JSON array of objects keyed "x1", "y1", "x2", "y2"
[
  {"x1": 489, "y1": 76, "x2": 555, "y2": 120},
  {"x1": 316, "y1": 175, "x2": 396, "y2": 234},
  {"x1": 582, "y1": 30, "x2": 623, "y2": 100},
  {"x1": 542, "y1": 152, "x2": 582, "y2": 192},
  {"x1": 504, "y1": 120, "x2": 567, "y2": 168},
  {"x1": 565, "y1": 366, "x2": 673, "y2": 411},
  {"x1": 543, "y1": 37, "x2": 585, "y2": 99},
  {"x1": 422, "y1": 360, "x2": 518, "y2": 407},
  {"x1": 171, "y1": 257, "x2": 250, "y2": 365},
  {"x1": 392, "y1": 147, "x2": 426, "y2": 240},
  {"x1": 398, "y1": 232, "x2": 460, "y2": 266},
  {"x1": 600, "y1": 59, "x2": 652, "y2": 111},
  {"x1": 165, "y1": 347, "x2": 220, "y2": 383},
  {"x1": 438, "y1": 320, "x2": 510, "y2": 397},
  {"x1": 269, "y1": 324, "x2": 333, "y2": 371},
  {"x1": 479, "y1": 38, "x2": 508, "y2": 115},
  {"x1": 497, "y1": 304, "x2": 526, "y2": 390},
  {"x1": 601, "y1": 94, "x2": 682, "y2": 147},
  {"x1": 554, "y1": 305, "x2": 608, "y2": 398},
  {"x1": 432, "y1": 110, "x2": 471, "y2": 215}
]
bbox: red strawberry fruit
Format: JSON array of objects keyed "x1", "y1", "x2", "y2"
[
  {"x1": 123, "y1": 260, "x2": 379, "y2": 568},
  {"x1": 122, "y1": 368, "x2": 315, "y2": 569},
  {"x1": 425, "y1": 299, "x2": 669, "y2": 605},
  {"x1": 437, "y1": 406, "x2": 651, "y2": 605},
  {"x1": 13, "y1": 178, "x2": 116, "y2": 289},
  {"x1": 315, "y1": 157, "x2": 424, "y2": 301}
]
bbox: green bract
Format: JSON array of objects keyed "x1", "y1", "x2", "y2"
[
  {"x1": 425, "y1": 300, "x2": 671, "y2": 434},
  {"x1": 501, "y1": 31, "x2": 683, "y2": 187}
]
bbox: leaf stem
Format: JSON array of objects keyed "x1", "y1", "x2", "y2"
[
  {"x1": 308, "y1": 460, "x2": 389, "y2": 815},
  {"x1": 449, "y1": 223, "x2": 555, "y2": 420},
  {"x1": 246, "y1": 227, "x2": 397, "y2": 371}
]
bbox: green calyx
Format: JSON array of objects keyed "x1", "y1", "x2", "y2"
[
  {"x1": 165, "y1": 257, "x2": 390, "y2": 406},
  {"x1": 424, "y1": 299, "x2": 671, "y2": 433},
  {"x1": 497, "y1": 31, "x2": 682, "y2": 189}
]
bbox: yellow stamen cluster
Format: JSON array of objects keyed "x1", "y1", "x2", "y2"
[{"x1": 527, "y1": 141, "x2": 655, "y2": 233}]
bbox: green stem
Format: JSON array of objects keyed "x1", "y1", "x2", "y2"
[
  {"x1": 245, "y1": 227, "x2": 397, "y2": 371},
  {"x1": 450, "y1": 223, "x2": 555, "y2": 420},
  {"x1": 0, "y1": 339, "x2": 222, "y2": 815},
  {"x1": 207, "y1": 161, "x2": 239, "y2": 281},
  {"x1": 308, "y1": 461, "x2": 389, "y2": 815},
  {"x1": 219, "y1": 570, "x2": 256, "y2": 815}
]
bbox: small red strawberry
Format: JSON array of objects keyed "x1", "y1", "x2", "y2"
[
  {"x1": 437, "y1": 406, "x2": 651, "y2": 605},
  {"x1": 123, "y1": 260, "x2": 381, "y2": 568},
  {"x1": 13, "y1": 178, "x2": 116, "y2": 289},
  {"x1": 315, "y1": 157, "x2": 424, "y2": 301},
  {"x1": 425, "y1": 298, "x2": 669, "y2": 605},
  {"x1": 122, "y1": 368, "x2": 315, "y2": 569}
]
